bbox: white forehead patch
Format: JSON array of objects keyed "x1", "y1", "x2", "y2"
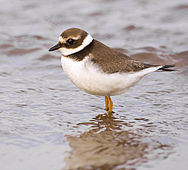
[
  {"x1": 58, "y1": 34, "x2": 93, "y2": 56},
  {"x1": 59, "y1": 36, "x2": 65, "y2": 43}
]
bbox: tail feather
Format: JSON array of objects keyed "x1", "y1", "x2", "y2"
[
  {"x1": 143, "y1": 63, "x2": 175, "y2": 72},
  {"x1": 158, "y1": 65, "x2": 175, "y2": 71}
]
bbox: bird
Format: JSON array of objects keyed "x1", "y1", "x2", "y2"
[{"x1": 49, "y1": 28, "x2": 174, "y2": 114}]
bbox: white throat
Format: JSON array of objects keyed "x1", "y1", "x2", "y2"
[{"x1": 58, "y1": 34, "x2": 93, "y2": 56}]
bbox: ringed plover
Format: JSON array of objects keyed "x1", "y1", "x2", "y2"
[{"x1": 49, "y1": 28, "x2": 174, "y2": 113}]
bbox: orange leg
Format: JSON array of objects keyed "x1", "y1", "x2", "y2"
[
  {"x1": 105, "y1": 96, "x2": 109, "y2": 111},
  {"x1": 108, "y1": 96, "x2": 113, "y2": 114}
]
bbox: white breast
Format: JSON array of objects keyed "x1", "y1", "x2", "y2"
[{"x1": 61, "y1": 56, "x2": 161, "y2": 96}]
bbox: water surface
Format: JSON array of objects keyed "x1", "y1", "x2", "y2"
[{"x1": 0, "y1": 0, "x2": 188, "y2": 169}]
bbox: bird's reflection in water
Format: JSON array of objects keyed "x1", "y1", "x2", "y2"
[
  {"x1": 79, "y1": 113, "x2": 128, "y2": 131},
  {"x1": 65, "y1": 113, "x2": 151, "y2": 169}
]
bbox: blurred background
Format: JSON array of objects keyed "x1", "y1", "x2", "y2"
[{"x1": 0, "y1": 0, "x2": 188, "y2": 170}]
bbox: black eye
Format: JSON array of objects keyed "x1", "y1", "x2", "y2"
[{"x1": 66, "y1": 38, "x2": 74, "y2": 45}]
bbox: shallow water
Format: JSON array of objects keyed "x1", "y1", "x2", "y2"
[{"x1": 0, "y1": 0, "x2": 188, "y2": 170}]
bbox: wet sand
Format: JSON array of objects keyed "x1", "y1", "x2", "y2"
[{"x1": 0, "y1": 0, "x2": 188, "y2": 170}]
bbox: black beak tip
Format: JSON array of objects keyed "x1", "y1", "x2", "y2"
[
  {"x1": 48, "y1": 42, "x2": 61, "y2": 52},
  {"x1": 48, "y1": 47, "x2": 54, "y2": 52}
]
